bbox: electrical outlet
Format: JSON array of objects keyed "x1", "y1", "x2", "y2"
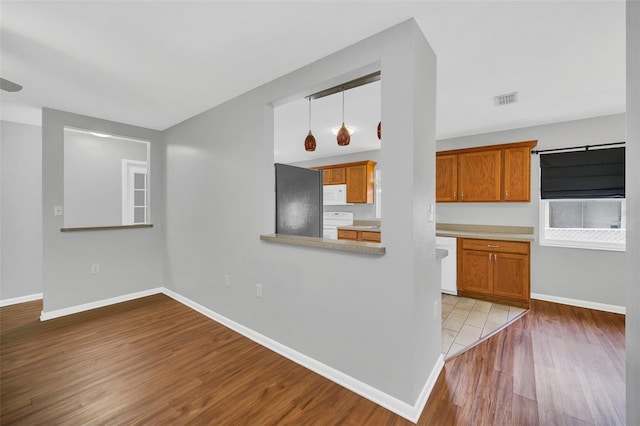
[
  {"x1": 91, "y1": 264, "x2": 100, "y2": 274},
  {"x1": 224, "y1": 275, "x2": 230, "y2": 287},
  {"x1": 434, "y1": 300, "x2": 440, "y2": 320},
  {"x1": 256, "y1": 284, "x2": 263, "y2": 298}
]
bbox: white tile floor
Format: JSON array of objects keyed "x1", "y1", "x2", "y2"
[{"x1": 441, "y1": 293, "x2": 527, "y2": 359}]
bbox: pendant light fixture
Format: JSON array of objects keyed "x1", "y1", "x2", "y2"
[
  {"x1": 377, "y1": 121, "x2": 381, "y2": 140},
  {"x1": 337, "y1": 89, "x2": 350, "y2": 146},
  {"x1": 304, "y1": 97, "x2": 316, "y2": 152}
]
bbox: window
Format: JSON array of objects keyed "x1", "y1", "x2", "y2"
[
  {"x1": 538, "y1": 146, "x2": 625, "y2": 251},
  {"x1": 540, "y1": 199, "x2": 626, "y2": 251}
]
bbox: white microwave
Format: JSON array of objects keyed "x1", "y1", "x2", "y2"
[{"x1": 323, "y1": 184, "x2": 348, "y2": 205}]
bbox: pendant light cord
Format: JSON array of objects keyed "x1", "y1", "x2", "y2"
[
  {"x1": 342, "y1": 89, "x2": 345, "y2": 123},
  {"x1": 308, "y1": 98, "x2": 312, "y2": 131}
]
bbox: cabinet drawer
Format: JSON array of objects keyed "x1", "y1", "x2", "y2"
[
  {"x1": 337, "y1": 230, "x2": 358, "y2": 240},
  {"x1": 462, "y1": 238, "x2": 529, "y2": 254},
  {"x1": 361, "y1": 231, "x2": 381, "y2": 243}
]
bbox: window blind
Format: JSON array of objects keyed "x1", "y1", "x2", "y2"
[{"x1": 540, "y1": 147, "x2": 625, "y2": 199}]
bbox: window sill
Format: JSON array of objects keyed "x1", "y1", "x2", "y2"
[
  {"x1": 539, "y1": 241, "x2": 625, "y2": 252},
  {"x1": 540, "y1": 227, "x2": 625, "y2": 252},
  {"x1": 60, "y1": 224, "x2": 153, "y2": 232}
]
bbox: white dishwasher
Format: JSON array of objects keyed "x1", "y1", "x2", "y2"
[{"x1": 436, "y1": 236, "x2": 457, "y2": 295}]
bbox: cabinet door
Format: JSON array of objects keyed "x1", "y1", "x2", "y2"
[
  {"x1": 458, "y1": 149, "x2": 501, "y2": 201},
  {"x1": 346, "y1": 165, "x2": 369, "y2": 203},
  {"x1": 323, "y1": 168, "x2": 346, "y2": 185},
  {"x1": 459, "y1": 249, "x2": 493, "y2": 295},
  {"x1": 436, "y1": 154, "x2": 458, "y2": 202},
  {"x1": 492, "y1": 252, "x2": 529, "y2": 301},
  {"x1": 503, "y1": 146, "x2": 531, "y2": 201}
]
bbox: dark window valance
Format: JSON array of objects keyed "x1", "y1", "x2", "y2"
[{"x1": 540, "y1": 147, "x2": 625, "y2": 199}]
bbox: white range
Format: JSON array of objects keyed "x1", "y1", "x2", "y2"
[{"x1": 323, "y1": 212, "x2": 354, "y2": 239}]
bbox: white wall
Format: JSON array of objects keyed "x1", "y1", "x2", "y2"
[
  {"x1": 41, "y1": 109, "x2": 166, "y2": 313},
  {"x1": 0, "y1": 120, "x2": 42, "y2": 301},
  {"x1": 626, "y1": 0, "x2": 640, "y2": 423},
  {"x1": 437, "y1": 113, "x2": 627, "y2": 308},
  {"x1": 163, "y1": 19, "x2": 440, "y2": 406}
]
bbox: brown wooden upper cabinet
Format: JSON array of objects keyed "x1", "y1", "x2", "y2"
[
  {"x1": 312, "y1": 160, "x2": 376, "y2": 204},
  {"x1": 435, "y1": 154, "x2": 458, "y2": 202},
  {"x1": 436, "y1": 140, "x2": 537, "y2": 203},
  {"x1": 459, "y1": 149, "x2": 502, "y2": 201},
  {"x1": 323, "y1": 167, "x2": 346, "y2": 185},
  {"x1": 503, "y1": 145, "x2": 533, "y2": 201}
]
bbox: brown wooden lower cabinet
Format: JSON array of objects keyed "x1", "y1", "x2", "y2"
[
  {"x1": 457, "y1": 237, "x2": 530, "y2": 308},
  {"x1": 337, "y1": 229, "x2": 381, "y2": 243}
]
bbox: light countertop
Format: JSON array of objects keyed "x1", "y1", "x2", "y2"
[
  {"x1": 337, "y1": 225, "x2": 381, "y2": 233},
  {"x1": 436, "y1": 223, "x2": 535, "y2": 242},
  {"x1": 260, "y1": 234, "x2": 385, "y2": 255},
  {"x1": 260, "y1": 223, "x2": 532, "y2": 256},
  {"x1": 261, "y1": 234, "x2": 450, "y2": 260}
]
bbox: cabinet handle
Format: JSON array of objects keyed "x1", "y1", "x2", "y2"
[
  {"x1": 487, "y1": 244, "x2": 499, "y2": 248},
  {"x1": 505, "y1": 190, "x2": 509, "y2": 200},
  {"x1": 494, "y1": 254, "x2": 498, "y2": 263},
  {"x1": 453, "y1": 191, "x2": 457, "y2": 200},
  {"x1": 461, "y1": 192, "x2": 465, "y2": 200}
]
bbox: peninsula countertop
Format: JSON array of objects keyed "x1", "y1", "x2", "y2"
[{"x1": 260, "y1": 234, "x2": 385, "y2": 255}]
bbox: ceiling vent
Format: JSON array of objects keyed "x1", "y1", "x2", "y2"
[{"x1": 494, "y1": 92, "x2": 518, "y2": 106}]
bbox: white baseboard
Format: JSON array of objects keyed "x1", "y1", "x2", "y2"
[
  {"x1": 0, "y1": 292, "x2": 43, "y2": 307},
  {"x1": 39, "y1": 288, "x2": 163, "y2": 321},
  {"x1": 411, "y1": 353, "x2": 445, "y2": 422},
  {"x1": 531, "y1": 292, "x2": 626, "y2": 314},
  {"x1": 162, "y1": 287, "x2": 443, "y2": 423}
]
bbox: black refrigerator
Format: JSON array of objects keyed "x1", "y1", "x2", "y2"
[{"x1": 275, "y1": 163, "x2": 323, "y2": 237}]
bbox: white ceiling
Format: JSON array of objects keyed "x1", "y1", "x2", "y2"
[{"x1": 0, "y1": 1, "x2": 626, "y2": 162}]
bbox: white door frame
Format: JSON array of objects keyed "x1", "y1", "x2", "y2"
[{"x1": 122, "y1": 159, "x2": 149, "y2": 225}]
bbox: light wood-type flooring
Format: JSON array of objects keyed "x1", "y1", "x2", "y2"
[{"x1": 1, "y1": 294, "x2": 625, "y2": 425}]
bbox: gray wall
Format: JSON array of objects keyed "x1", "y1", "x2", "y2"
[
  {"x1": 437, "y1": 113, "x2": 627, "y2": 308},
  {"x1": 626, "y1": 1, "x2": 639, "y2": 423},
  {"x1": 0, "y1": 121, "x2": 43, "y2": 300},
  {"x1": 292, "y1": 149, "x2": 381, "y2": 219},
  {"x1": 64, "y1": 130, "x2": 147, "y2": 227},
  {"x1": 163, "y1": 20, "x2": 440, "y2": 405},
  {"x1": 42, "y1": 109, "x2": 166, "y2": 313}
]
